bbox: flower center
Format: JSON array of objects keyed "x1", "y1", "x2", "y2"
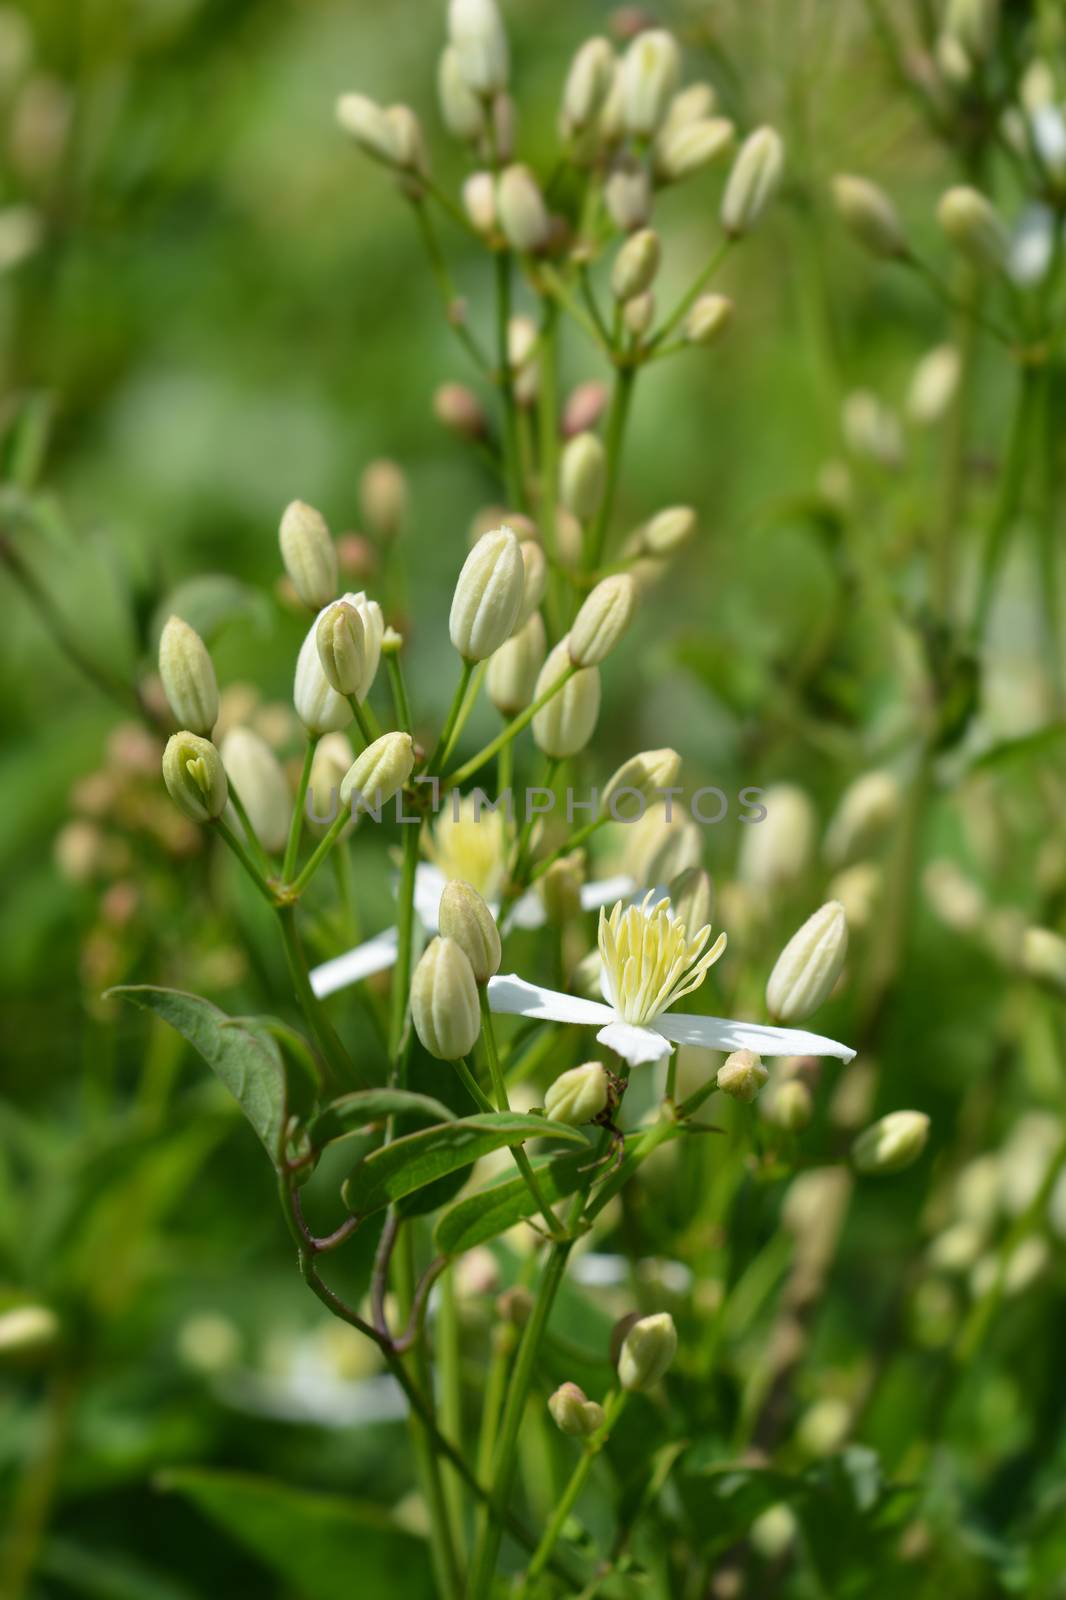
[
  {"x1": 424, "y1": 797, "x2": 509, "y2": 902},
  {"x1": 598, "y1": 892, "x2": 726, "y2": 1026}
]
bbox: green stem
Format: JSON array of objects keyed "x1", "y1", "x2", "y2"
[
  {"x1": 386, "y1": 651, "x2": 414, "y2": 734},
  {"x1": 411, "y1": 197, "x2": 491, "y2": 373},
  {"x1": 480, "y1": 992, "x2": 563, "y2": 1237},
  {"x1": 496, "y1": 250, "x2": 525, "y2": 508},
  {"x1": 288, "y1": 807, "x2": 351, "y2": 896},
  {"x1": 224, "y1": 778, "x2": 274, "y2": 874},
  {"x1": 283, "y1": 737, "x2": 317, "y2": 881},
  {"x1": 214, "y1": 816, "x2": 278, "y2": 905},
  {"x1": 520, "y1": 1389, "x2": 628, "y2": 1591},
  {"x1": 538, "y1": 263, "x2": 611, "y2": 352},
  {"x1": 972, "y1": 366, "x2": 1036, "y2": 647},
  {"x1": 0, "y1": 1368, "x2": 79, "y2": 1600},
  {"x1": 276, "y1": 903, "x2": 363, "y2": 1088},
  {"x1": 584, "y1": 367, "x2": 635, "y2": 570},
  {"x1": 443, "y1": 666, "x2": 576, "y2": 792},
  {"x1": 442, "y1": 660, "x2": 486, "y2": 767},
  {"x1": 454, "y1": 1053, "x2": 496, "y2": 1113},
  {"x1": 536, "y1": 299, "x2": 563, "y2": 636},
  {"x1": 389, "y1": 815, "x2": 423, "y2": 1071},
  {"x1": 651, "y1": 237, "x2": 733, "y2": 349},
  {"x1": 438, "y1": 1266, "x2": 467, "y2": 1562},
  {"x1": 529, "y1": 815, "x2": 608, "y2": 883},
  {"x1": 427, "y1": 660, "x2": 475, "y2": 776},
  {"x1": 346, "y1": 693, "x2": 377, "y2": 748}
]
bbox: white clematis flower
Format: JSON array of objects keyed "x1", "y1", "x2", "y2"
[{"x1": 487, "y1": 892, "x2": 856, "y2": 1068}]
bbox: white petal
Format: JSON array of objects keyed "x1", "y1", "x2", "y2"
[
  {"x1": 487, "y1": 973, "x2": 614, "y2": 1028},
  {"x1": 597, "y1": 1020, "x2": 673, "y2": 1066},
  {"x1": 310, "y1": 928, "x2": 400, "y2": 998},
  {"x1": 413, "y1": 864, "x2": 447, "y2": 932},
  {"x1": 654, "y1": 1009, "x2": 855, "y2": 1063},
  {"x1": 506, "y1": 889, "x2": 547, "y2": 931},
  {"x1": 579, "y1": 874, "x2": 637, "y2": 911}
]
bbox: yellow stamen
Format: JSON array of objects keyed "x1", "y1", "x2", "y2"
[
  {"x1": 598, "y1": 891, "x2": 726, "y2": 1026},
  {"x1": 423, "y1": 795, "x2": 509, "y2": 902}
]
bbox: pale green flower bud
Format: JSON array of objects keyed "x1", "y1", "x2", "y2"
[
  {"x1": 497, "y1": 164, "x2": 549, "y2": 254},
  {"x1": 279, "y1": 499, "x2": 338, "y2": 610},
  {"x1": 644, "y1": 505, "x2": 697, "y2": 554},
  {"x1": 438, "y1": 880, "x2": 501, "y2": 982},
  {"x1": 307, "y1": 733, "x2": 355, "y2": 831},
  {"x1": 462, "y1": 170, "x2": 496, "y2": 233},
  {"x1": 383, "y1": 104, "x2": 426, "y2": 175},
  {"x1": 831, "y1": 174, "x2": 906, "y2": 258},
  {"x1": 508, "y1": 314, "x2": 539, "y2": 406},
  {"x1": 767, "y1": 1077, "x2": 812, "y2": 1131},
  {"x1": 221, "y1": 727, "x2": 291, "y2": 853},
  {"x1": 602, "y1": 747, "x2": 682, "y2": 818},
  {"x1": 559, "y1": 431, "x2": 606, "y2": 522},
  {"x1": 824, "y1": 769, "x2": 902, "y2": 866},
  {"x1": 448, "y1": 0, "x2": 508, "y2": 96},
  {"x1": 683, "y1": 293, "x2": 733, "y2": 347},
  {"x1": 0, "y1": 1304, "x2": 60, "y2": 1360},
  {"x1": 316, "y1": 600, "x2": 367, "y2": 698},
  {"x1": 545, "y1": 1061, "x2": 609, "y2": 1125},
  {"x1": 163, "y1": 732, "x2": 228, "y2": 823},
  {"x1": 360, "y1": 459, "x2": 408, "y2": 542},
  {"x1": 853, "y1": 1110, "x2": 930, "y2": 1175},
  {"x1": 515, "y1": 538, "x2": 547, "y2": 627},
  {"x1": 438, "y1": 44, "x2": 484, "y2": 141},
  {"x1": 570, "y1": 574, "x2": 637, "y2": 667},
  {"x1": 487, "y1": 611, "x2": 547, "y2": 715},
  {"x1": 906, "y1": 344, "x2": 961, "y2": 425},
  {"x1": 346, "y1": 591, "x2": 384, "y2": 701},
  {"x1": 945, "y1": 0, "x2": 997, "y2": 60},
  {"x1": 435, "y1": 381, "x2": 488, "y2": 440},
  {"x1": 842, "y1": 390, "x2": 904, "y2": 468},
  {"x1": 717, "y1": 1048, "x2": 767, "y2": 1103},
  {"x1": 548, "y1": 1381, "x2": 605, "y2": 1437},
  {"x1": 795, "y1": 1397, "x2": 851, "y2": 1458},
  {"x1": 721, "y1": 125, "x2": 784, "y2": 236},
  {"x1": 604, "y1": 157, "x2": 651, "y2": 231},
  {"x1": 623, "y1": 291, "x2": 654, "y2": 339},
  {"x1": 159, "y1": 615, "x2": 219, "y2": 737},
  {"x1": 669, "y1": 865, "x2": 714, "y2": 933},
  {"x1": 654, "y1": 116, "x2": 735, "y2": 183},
  {"x1": 1021, "y1": 926, "x2": 1066, "y2": 994},
  {"x1": 561, "y1": 37, "x2": 615, "y2": 136},
  {"x1": 294, "y1": 619, "x2": 352, "y2": 735},
  {"x1": 449, "y1": 525, "x2": 526, "y2": 661},
  {"x1": 339, "y1": 731, "x2": 415, "y2": 812},
  {"x1": 620, "y1": 29, "x2": 680, "y2": 137},
  {"x1": 411, "y1": 935, "x2": 481, "y2": 1060},
  {"x1": 665, "y1": 83, "x2": 717, "y2": 135},
  {"x1": 336, "y1": 93, "x2": 406, "y2": 167},
  {"x1": 625, "y1": 802, "x2": 701, "y2": 884},
  {"x1": 532, "y1": 636, "x2": 601, "y2": 759},
  {"x1": 738, "y1": 783, "x2": 814, "y2": 890},
  {"x1": 937, "y1": 185, "x2": 1008, "y2": 271},
  {"x1": 539, "y1": 850, "x2": 585, "y2": 923},
  {"x1": 610, "y1": 228, "x2": 660, "y2": 301},
  {"x1": 767, "y1": 901, "x2": 848, "y2": 1023},
  {"x1": 617, "y1": 1310, "x2": 677, "y2": 1391}
]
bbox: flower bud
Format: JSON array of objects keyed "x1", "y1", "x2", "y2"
[
  {"x1": 159, "y1": 615, "x2": 219, "y2": 736},
  {"x1": 644, "y1": 506, "x2": 698, "y2": 555},
  {"x1": 163, "y1": 732, "x2": 228, "y2": 823},
  {"x1": 461, "y1": 170, "x2": 496, "y2": 233},
  {"x1": 449, "y1": 525, "x2": 525, "y2": 661},
  {"x1": 563, "y1": 380, "x2": 609, "y2": 437},
  {"x1": 569, "y1": 575, "x2": 638, "y2": 668},
  {"x1": 383, "y1": 104, "x2": 426, "y2": 175},
  {"x1": 360, "y1": 459, "x2": 408, "y2": 542},
  {"x1": 508, "y1": 315, "x2": 539, "y2": 406},
  {"x1": 438, "y1": 880, "x2": 501, "y2": 982},
  {"x1": 497, "y1": 1285, "x2": 533, "y2": 1325},
  {"x1": 610, "y1": 228, "x2": 660, "y2": 301},
  {"x1": 336, "y1": 93, "x2": 403, "y2": 166},
  {"x1": 448, "y1": 0, "x2": 508, "y2": 95},
  {"x1": 721, "y1": 126, "x2": 784, "y2": 237},
  {"x1": 548, "y1": 1381, "x2": 605, "y2": 1437},
  {"x1": 617, "y1": 1311, "x2": 677, "y2": 1391},
  {"x1": 532, "y1": 636, "x2": 601, "y2": 759},
  {"x1": 669, "y1": 865, "x2": 714, "y2": 933},
  {"x1": 279, "y1": 500, "x2": 338, "y2": 610},
  {"x1": 307, "y1": 733, "x2": 354, "y2": 831},
  {"x1": 766, "y1": 901, "x2": 848, "y2": 1023},
  {"x1": 824, "y1": 769, "x2": 902, "y2": 866},
  {"x1": 545, "y1": 1061, "x2": 609, "y2": 1125},
  {"x1": 945, "y1": 0, "x2": 997, "y2": 60},
  {"x1": 497, "y1": 164, "x2": 549, "y2": 254},
  {"x1": 605, "y1": 157, "x2": 651, "y2": 231},
  {"x1": 487, "y1": 610, "x2": 547, "y2": 715},
  {"x1": 559, "y1": 431, "x2": 606, "y2": 522},
  {"x1": 717, "y1": 1048, "x2": 767, "y2": 1103},
  {"x1": 561, "y1": 38, "x2": 615, "y2": 136},
  {"x1": 852, "y1": 1110, "x2": 930, "y2": 1175},
  {"x1": 937, "y1": 185, "x2": 1008, "y2": 271},
  {"x1": 438, "y1": 44, "x2": 484, "y2": 141},
  {"x1": 489, "y1": 92, "x2": 516, "y2": 163},
  {"x1": 221, "y1": 728, "x2": 291, "y2": 853},
  {"x1": 316, "y1": 600, "x2": 366, "y2": 698},
  {"x1": 906, "y1": 344, "x2": 961, "y2": 426},
  {"x1": 0, "y1": 1304, "x2": 60, "y2": 1361},
  {"x1": 683, "y1": 293, "x2": 734, "y2": 346},
  {"x1": 294, "y1": 619, "x2": 353, "y2": 735},
  {"x1": 339, "y1": 731, "x2": 415, "y2": 812},
  {"x1": 842, "y1": 390, "x2": 904, "y2": 468},
  {"x1": 602, "y1": 747, "x2": 681, "y2": 818},
  {"x1": 654, "y1": 116, "x2": 735, "y2": 183},
  {"x1": 411, "y1": 935, "x2": 481, "y2": 1060},
  {"x1": 620, "y1": 29, "x2": 680, "y2": 137},
  {"x1": 738, "y1": 783, "x2": 814, "y2": 890},
  {"x1": 515, "y1": 538, "x2": 547, "y2": 627},
  {"x1": 434, "y1": 381, "x2": 488, "y2": 440},
  {"x1": 1021, "y1": 926, "x2": 1066, "y2": 994},
  {"x1": 767, "y1": 1077, "x2": 812, "y2": 1130},
  {"x1": 624, "y1": 291, "x2": 654, "y2": 339},
  {"x1": 831, "y1": 174, "x2": 906, "y2": 258},
  {"x1": 540, "y1": 851, "x2": 585, "y2": 923},
  {"x1": 663, "y1": 83, "x2": 717, "y2": 135}
]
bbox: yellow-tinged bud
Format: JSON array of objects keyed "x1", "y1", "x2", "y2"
[
  {"x1": 623, "y1": 291, "x2": 654, "y2": 339},
  {"x1": 717, "y1": 1048, "x2": 767, "y2": 1102},
  {"x1": 487, "y1": 611, "x2": 547, "y2": 716},
  {"x1": 853, "y1": 1110, "x2": 930, "y2": 1175},
  {"x1": 540, "y1": 851, "x2": 585, "y2": 923},
  {"x1": 163, "y1": 732, "x2": 228, "y2": 823},
  {"x1": 438, "y1": 44, "x2": 484, "y2": 142},
  {"x1": 450, "y1": 525, "x2": 525, "y2": 661},
  {"x1": 544, "y1": 1061, "x2": 609, "y2": 1125},
  {"x1": 383, "y1": 104, "x2": 426, "y2": 176},
  {"x1": 663, "y1": 83, "x2": 717, "y2": 134},
  {"x1": 643, "y1": 505, "x2": 697, "y2": 554},
  {"x1": 496, "y1": 163, "x2": 549, "y2": 253},
  {"x1": 336, "y1": 93, "x2": 403, "y2": 165},
  {"x1": 721, "y1": 125, "x2": 784, "y2": 236},
  {"x1": 620, "y1": 29, "x2": 680, "y2": 137},
  {"x1": 766, "y1": 901, "x2": 848, "y2": 1022},
  {"x1": 339, "y1": 731, "x2": 414, "y2": 812},
  {"x1": 559, "y1": 431, "x2": 606, "y2": 522},
  {"x1": 360, "y1": 459, "x2": 408, "y2": 542},
  {"x1": 610, "y1": 228, "x2": 660, "y2": 300},
  {"x1": 767, "y1": 1077, "x2": 812, "y2": 1131},
  {"x1": 515, "y1": 538, "x2": 547, "y2": 627},
  {"x1": 824, "y1": 769, "x2": 902, "y2": 866},
  {"x1": 602, "y1": 747, "x2": 682, "y2": 819},
  {"x1": 831, "y1": 174, "x2": 906, "y2": 257},
  {"x1": 532, "y1": 636, "x2": 601, "y2": 758},
  {"x1": 654, "y1": 116, "x2": 735, "y2": 183},
  {"x1": 906, "y1": 344, "x2": 961, "y2": 426},
  {"x1": 669, "y1": 865, "x2": 714, "y2": 932},
  {"x1": 683, "y1": 294, "x2": 733, "y2": 346},
  {"x1": 0, "y1": 1304, "x2": 60, "y2": 1361},
  {"x1": 448, "y1": 0, "x2": 508, "y2": 96},
  {"x1": 279, "y1": 500, "x2": 337, "y2": 610},
  {"x1": 316, "y1": 601, "x2": 366, "y2": 698},
  {"x1": 548, "y1": 1381, "x2": 605, "y2": 1437},
  {"x1": 1021, "y1": 926, "x2": 1066, "y2": 993},
  {"x1": 605, "y1": 157, "x2": 651, "y2": 231},
  {"x1": 438, "y1": 880, "x2": 501, "y2": 982},
  {"x1": 570, "y1": 574, "x2": 638, "y2": 666},
  {"x1": 159, "y1": 615, "x2": 219, "y2": 736},
  {"x1": 617, "y1": 1310, "x2": 677, "y2": 1391},
  {"x1": 411, "y1": 935, "x2": 481, "y2": 1060},
  {"x1": 937, "y1": 185, "x2": 1008, "y2": 271},
  {"x1": 561, "y1": 38, "x2": 615, "y2": 136},
  {"x1": 221, "y1": 727, "x2": 291, "y2": 853},
  {"x1": 435, "y1": 381, "x2": 487, "y2": 440},
  {"x1": 508, "y1": 314, "x2": 540, "y2": 406},
  {"x1": 461, "y1": 170, "x2": 496, "y2": 233}
]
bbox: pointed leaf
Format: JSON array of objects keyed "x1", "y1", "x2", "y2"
[
  {"x1": 434, "y1": 1148, "x2": 591, "y2": 1255},
  {"x1": 310, "y1": 1089, "x2": 456, "y2": 1149}
]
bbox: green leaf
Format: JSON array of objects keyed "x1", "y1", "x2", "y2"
[
  {"x1": 109, "y1": 986, "x2": 288, "y2": 1165},
  {"x1": 677, "y1": 1455, "x2": 797, "y2": 1557},
  {"x1": 434, "y1": 1147, "x2": 591, "y2": 1255},
  {"x1": 341, "y1": 1114, "x2": 588, "y2": 1217},
  {"x1": 158, "y1": 1469, "x2": 434, "y2": 1600},
  {"x1": 40, "y1": 1536, "x2": 199, "y2": 1600},
  {"x1": 310, "y1": 1088, "x2": 456, "y2": 1149}
]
